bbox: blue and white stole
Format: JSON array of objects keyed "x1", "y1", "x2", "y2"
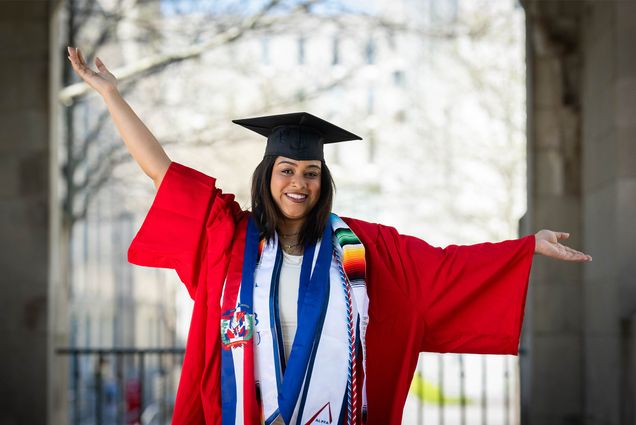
[{"x1": 220, "y1": 213, "x2": 369, "y2": 425}]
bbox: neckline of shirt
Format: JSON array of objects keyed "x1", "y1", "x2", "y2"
[{"x1": 282, "y1": 250, "x2": 303, "y2": 266}]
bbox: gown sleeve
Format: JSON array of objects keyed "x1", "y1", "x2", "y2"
[
  {"x1": 374, "y1": 224, "x2": 535, "y2": 355},
  {"x1": 407, "y1": 232, "x2": 534, "y2": 354},
  {"x1": 127, "y1": 161, "x2": 245, "y2": 299}
]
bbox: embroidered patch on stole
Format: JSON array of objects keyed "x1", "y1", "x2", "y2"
[{"x1": 221, "y1": 304, "x2": 257, "y2": 349}]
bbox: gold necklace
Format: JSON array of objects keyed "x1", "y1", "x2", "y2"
[
  {"x1": 279, "y1": 230, "x2": 302, "y2": 253},
  {"x1": 283, "y1": 245, "x2": 303, "y2": 255},
  {"x1": 283, "y1": 241, "x2": 301, "y2": 250}
]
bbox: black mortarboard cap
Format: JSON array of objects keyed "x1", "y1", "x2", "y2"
[{"x1": 232, "y1": 112, "x2": 362, "y2": 161}]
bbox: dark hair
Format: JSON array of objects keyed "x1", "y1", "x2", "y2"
[{"x1": 250, "y1": 155, "x2": 336, "y2": 247}]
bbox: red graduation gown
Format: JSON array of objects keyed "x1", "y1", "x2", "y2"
[{"x1": 128, "y1": 161, "x2": 535, "y2": 425}]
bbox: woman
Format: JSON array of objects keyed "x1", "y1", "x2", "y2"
[{"x1": 67, "y1": 46, "x2": 592, "y2": 425}]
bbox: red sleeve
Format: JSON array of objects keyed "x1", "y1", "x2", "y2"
[
  {"x1": 398, "y1": 232, "x2": 535, "y2": 355},
  {"x1": 364, "y1": 221, "x2": 535, "y2": 355},
  {"x1": 343, "y1": 218, "x2": 535, "y2": 355},
  {"x1": 127, "y1": 161, "x2": 244, "y2": 299}
]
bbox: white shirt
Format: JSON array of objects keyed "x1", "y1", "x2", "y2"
[
  {"x1": 272, "y1": 250, "x2": 302, "y2": 425},
  {"x1": 278, "y1": 250, "x2": 303, "y2": 361}
]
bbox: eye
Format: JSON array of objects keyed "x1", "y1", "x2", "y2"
[
  {"x1": 281, "y1": 169, "x2": 293, "y2": 175},
  {"x1": 305, "y1": 172, "x2": 320, "y2": 178}
]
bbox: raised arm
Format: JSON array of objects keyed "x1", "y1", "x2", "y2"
[{"x1": 67, "y1": 46, "x2": 171, "y2": 189}]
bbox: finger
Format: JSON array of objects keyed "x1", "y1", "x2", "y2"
[
  {"x1": 77, "y1": 47, "x2": 89, "y2": 69},
  {"x1": 559, "y1": 245, "x2": 584, "y2": 259},
  {"x1": 72, "y1": 58, "x2": 95, "y2": 80},
  {"x1": 95, "y1": 56, "x2": 109, "y2": 72},
  {"x1": 551, "y1": 243, "x2": 576, "y2": 257},
  {"x1": 556, "y1": 232, "x2": 570, "y2": 240},
  {"x1": 68, "y1": 51, "x2": 81, "y2": 70},
  {"x1": 77, "y1": 48, "x2": 85, "y2": 66},
  {"x1": 573, "y1": 254, "x2": 592, "y2": 262},
  {"x1": 68, "y1": 46, "x2": 76, "y2": 62},
  {"x1": 562, "y1": 244, "x2": 589, "y2": 258},
  {"x1": 559, "y1": 245, "x2": 592, "y2": 261},
  {"x1": 69, "y1": 52, "x2": 85, "y2": 73},
  {"x1": 547, "y1": 241, "x2": 593, "y2": 262},
  {"x1": 69, "y1": 52, "x2": 79, "y2": 67},
  {"x1": 70, "y1": 48, "x2": 82, "y2": 68}
]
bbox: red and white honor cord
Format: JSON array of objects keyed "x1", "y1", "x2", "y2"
[{"x1": 335, "y1": 251, "x2": 357, "y2": 425}]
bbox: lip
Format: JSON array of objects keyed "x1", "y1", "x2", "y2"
[{"x1": 285, "y1": 192, "x2": 308, "y2": 203}]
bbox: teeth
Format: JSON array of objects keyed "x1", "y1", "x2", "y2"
[{"x1": 286, "y1": 193, "x2": 307, "y2": 200}]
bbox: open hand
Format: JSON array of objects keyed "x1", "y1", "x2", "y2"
[
  {"x1": 534, "y1": 229, "x2": 592, "y2": 262},
  {"x1": 67, "y1": 46, "x2": 118, "y2": 97}
]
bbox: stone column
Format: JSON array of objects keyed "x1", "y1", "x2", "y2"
[
  {"x1": 521, "y1": 1, "x2": 585, "y2": 424},
  {"x1": 581, "y1": 2, "x2": 636, "y2": 424},
  {"x1": 523, "y1": 1, "x2": 636, "y2": 424},
  {"x1": 0, "y1": 1, "x2": 68, "y2": 424}
]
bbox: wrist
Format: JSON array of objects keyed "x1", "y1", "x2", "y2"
[
  {"x1": 533, "y1": 232, "x2": 540, "y2": 254},
  {"x1": 101, "y1": 87, "x2": 121, "y2": 102}
]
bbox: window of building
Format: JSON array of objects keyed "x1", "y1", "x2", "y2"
[
  {"x1": 85, "y1": 315, "x2": 92, "y2": 346},
  {"x1": 332, "y1": 35, "x2": 340, "y2": 65},
  {"x1": 368, "y1": 130, "x2": 376, "y2": 163},
  {"x1": 298, "y1": 35, "x2": 306, "y2": 65},
  {"x1": 261, "y1": 36, "x2": 270, "y2": 65},
  {"x1": 365, "y1": 37, "x2": 376, "y2": 65},
  {"x1": 393, "y1": 70, "x2": 405, "y2": 87},
  {"x1": 71, "y1": 314, "x2": 78, "y2": 346},
  {"x1": 149, "y1": 318, "x2": 155, "y2": 346},
  {"x1": 386, "y1": 29, "x2": 396, "y2": 51}
]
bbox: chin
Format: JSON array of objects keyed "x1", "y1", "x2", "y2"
[
  {"x1": 278, "y1": 203, "x2": 315, "y2": 220},
  {"x1": 281, "y1": 210, "x2": 309, "y2": 221}
]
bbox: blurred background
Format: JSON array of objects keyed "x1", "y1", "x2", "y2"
[{"x1": 1, "y1": 0, "x2": 634, "y2": 424}]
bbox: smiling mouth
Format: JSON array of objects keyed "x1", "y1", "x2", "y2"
[{"x1": 285, "y1": 192, "x2": 308, "y2": 202}]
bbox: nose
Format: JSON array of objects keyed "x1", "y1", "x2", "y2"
[{"x1": 290, "y1": 174, "x2": 307, "y2": 189}]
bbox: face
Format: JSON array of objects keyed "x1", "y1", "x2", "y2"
[{"x1": 270, "y1": 156, "x2": 322, "y2": 224}]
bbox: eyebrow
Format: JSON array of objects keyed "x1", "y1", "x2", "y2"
[{"x1": 277, "y1": 160, "x2": 321, "y2": 170}]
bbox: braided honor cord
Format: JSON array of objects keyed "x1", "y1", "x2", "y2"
[{"x1": 334, "y1": 250, "x2": 357, "y2": 425}]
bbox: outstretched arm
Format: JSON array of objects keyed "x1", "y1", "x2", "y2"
[
  {"x1": 67, "y1": 46, "x2": 171, "y2": 189},
  {"x1": 534, "y1": 229, "x2": 592, "y2": 262}
]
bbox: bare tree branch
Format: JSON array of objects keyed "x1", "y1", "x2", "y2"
[{"x1": 59, "y1": 0, "x2": 312, "y2": 104}]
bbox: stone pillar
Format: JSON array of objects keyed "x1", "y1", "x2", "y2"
[
  {"x1": 521, "y1": 1, "x2": 585, "y2": 424},
  {"x1": 581, "y1": 2, "x2": 636, "y2": 424},
  {"x1": 0, "y1": 1, "x2": 68, "y2": 424},
  {"x1": 523, "y1": 1, "x2": 636, "y2": 424}
]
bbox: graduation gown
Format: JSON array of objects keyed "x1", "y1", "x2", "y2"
[{"x1": 127, "y1": 161, "x2": 535, "y2": 425}]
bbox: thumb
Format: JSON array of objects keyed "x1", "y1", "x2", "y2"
[{"x1": 557, "y1": 231, "x2": 570, "y2": 240}]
